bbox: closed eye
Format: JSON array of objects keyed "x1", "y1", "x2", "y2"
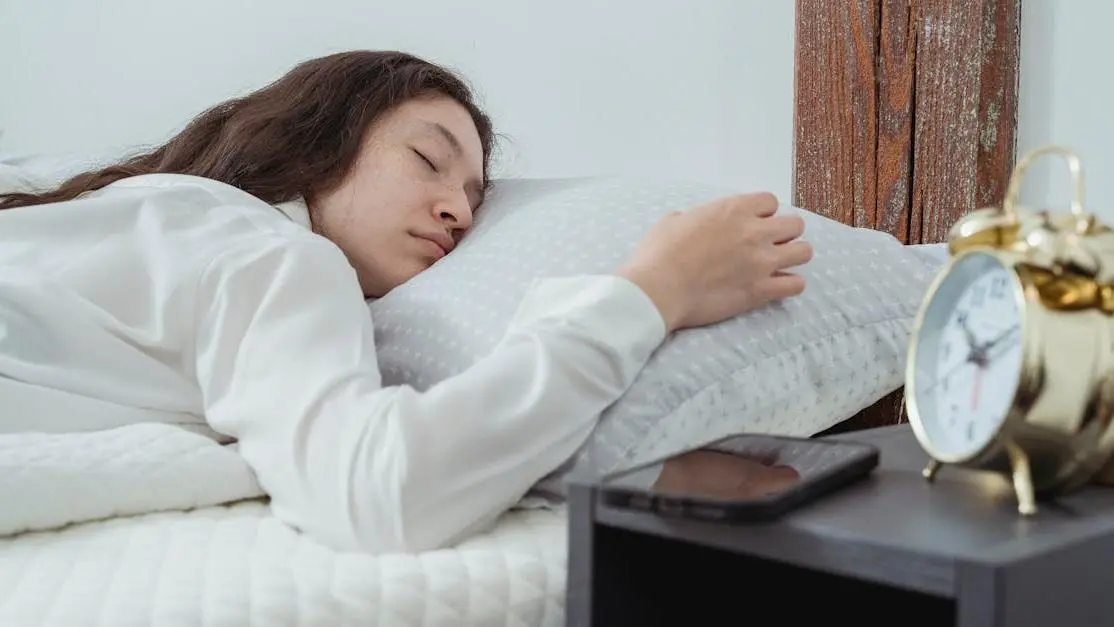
[{"x1": 412, "y1": 149, "x2": 438, "y2": 172}]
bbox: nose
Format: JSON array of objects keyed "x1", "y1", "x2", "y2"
[{"x1": 436, "y1": 192, "x2": 474, "y2": 231}]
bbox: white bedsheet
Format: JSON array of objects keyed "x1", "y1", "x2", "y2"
[
  {"x1": 0, "y1": 422, "x2": 569, "y2": 626},
  {"x1": 0, "y1": 500, "x2": 568, "y2": 626}
]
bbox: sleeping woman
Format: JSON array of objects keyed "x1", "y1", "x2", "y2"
[{"x1": 0, "y1": 50, "x2": 813, "y2": 553}]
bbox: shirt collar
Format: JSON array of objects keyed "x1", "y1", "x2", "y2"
[{"x1": 274, "y1": 197, "x2": 313, "y2": 230}]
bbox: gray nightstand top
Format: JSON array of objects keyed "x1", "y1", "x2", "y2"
[{"x1": 580, "y1": 424, "x2": 1114, "y2": 597}]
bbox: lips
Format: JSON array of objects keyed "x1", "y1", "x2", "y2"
[{"x1": 415, "y1": 232, "x2": 453, "y2": 258}]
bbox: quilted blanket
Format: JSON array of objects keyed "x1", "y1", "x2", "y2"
[
  {"x1": 0, "y1": 423, "x2": 265, "y2": 537},
  {"x1": 0, "y1": 424, "x2": 569, "y2": 626}
]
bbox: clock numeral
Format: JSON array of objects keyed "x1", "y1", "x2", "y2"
[
  {"x1": 966, "y1": 420, "x2": 975, "y2": 442},
  {"x1": 990, "y1": 275, "x2": 1009, "y2": 300},
  {"x1": 955, "y1": 310, "x2": 969, "y2": 327}
]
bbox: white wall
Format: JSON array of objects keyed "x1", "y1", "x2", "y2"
[
  {"x1": 1018, "y1": 0, "x2": 1114, "y2": 221},
  {"x1": 8, "y1": 0, "x2": 1098, "y2": 221},
  {"x1": 0, "y1": 0, "x2": 797, "y2": 199}
]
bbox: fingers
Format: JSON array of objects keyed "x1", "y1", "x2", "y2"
[
  {"x1": 755, "y1": 272, "x2": 806, "y2": 303},
  {"x1": 762, "y1": 214, "x2": 806, "y2": 244},
  {"x1": 748, "y1": 192, "x2": 780, "y2": 217},
  {"x1": 775, "y1": 240, "x2": 814, "y2": 268},
  {"x1": 724, "y1": 192, "x2": 779, "y2": 218}
]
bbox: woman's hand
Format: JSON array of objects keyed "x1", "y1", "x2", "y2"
[{"x1": 617, "y1": 192, "x2": 813, "y2": 333}]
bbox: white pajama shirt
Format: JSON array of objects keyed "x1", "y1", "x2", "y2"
[{"x1": 0, "y1": 170, "x2": 666, "y2": 553}]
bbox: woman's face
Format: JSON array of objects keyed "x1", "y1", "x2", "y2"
[{"x1": 310, "y1": 95, "x2": 485, "y2": 298}]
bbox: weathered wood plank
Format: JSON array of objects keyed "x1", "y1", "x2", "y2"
[
  {"x1": 975, "y1": 0, "x2": 1023, "y2": 210},
  {"x1": 792, "y1": 0, "x2": 1021, "y2": 430},
  {"x1": 791, "y1": 0, "x2": 878, "y2": 228},
  {"x1": 909, "y1": 0, "x2": 1021, "y2": 244},
  {"x1": 875, "y1": 0, "x2": 916, "y2": 242},
  {"x1": 792, "y1": 0, "x2": 894, "y2": 432},
  {"x1": 794, "y1": 0, "x2": 1021, "y2": 243}
]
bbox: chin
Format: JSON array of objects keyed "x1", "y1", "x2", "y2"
[
  {"x1": 387, "y1": 265, "x2": 430, "y2": 293},
  {"x1": 361, "y1": 256, "x2": 435, "y2": 297}
]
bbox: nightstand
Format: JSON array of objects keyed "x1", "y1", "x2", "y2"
[{"x1": 567, "y1": 424, "x2": 1114, "y2": 626}]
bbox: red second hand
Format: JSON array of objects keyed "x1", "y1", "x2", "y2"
[{"x1": 970, "y1": 367, "x2": 984, "y2": 411}]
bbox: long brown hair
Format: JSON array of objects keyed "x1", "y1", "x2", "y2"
[{"x1": 0, "y1": 50, "x2": 494, "y2": 211}]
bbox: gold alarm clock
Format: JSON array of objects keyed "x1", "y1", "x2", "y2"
[{"x1": 905, "y1": 145, "x2": 1114, "y2": 515}]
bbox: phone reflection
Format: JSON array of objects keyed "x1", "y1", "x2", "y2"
[{"x1": 651, "y1": 449, "x2": 803, "y2": 500}]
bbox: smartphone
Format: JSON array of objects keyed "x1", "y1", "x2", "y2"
[{"x1": 597, "y1": 433, "x2": 879, "y2": 522}]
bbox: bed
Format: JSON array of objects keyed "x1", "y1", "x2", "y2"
[{"x1": 0, "y1": 2, "x2": 1021, "y2": 625}]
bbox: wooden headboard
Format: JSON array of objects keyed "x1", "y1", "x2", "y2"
[{"x1": 792, "y1": 0, "x2": 1022, "y2": 430}]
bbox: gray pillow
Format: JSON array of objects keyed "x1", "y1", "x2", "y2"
[{"x1": 368, "y1": 177, "x2": 943, "y2": 495}]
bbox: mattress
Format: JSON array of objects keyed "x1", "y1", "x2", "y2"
[
  {"x1": 0, "y1": 499, "x2": 569, "y2": 627},
  {"x1": 0, "y1": 422, "x2": 569, "y2": 625}
]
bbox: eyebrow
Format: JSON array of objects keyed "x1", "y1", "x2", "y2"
[
  {"x1": 421, "y1": 121, "x2": 484, "y2": 208},
  {"x1": 424, "y1": 121, "x2": 463, "y2": 157}
]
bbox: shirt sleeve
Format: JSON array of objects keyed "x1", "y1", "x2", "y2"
[{"x1": 194, "y1": 235, "x2": 666, "y2": 554}]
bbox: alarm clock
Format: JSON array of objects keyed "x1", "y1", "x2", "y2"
[{"x1": 905, "y1": 145, "x2": 1114, "y2": 515}]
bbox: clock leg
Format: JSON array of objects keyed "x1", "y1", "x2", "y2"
[
  {"x1": 922, "y1": 459, "x2": 942, "y2": 481},
  {"x1": 1006, "y1": 440, "x2": 1038, "y2": 515}
]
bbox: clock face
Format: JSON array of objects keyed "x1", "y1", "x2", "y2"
[{"x1": 910, "y1": 251, "x2": 1026, "y2": 461}]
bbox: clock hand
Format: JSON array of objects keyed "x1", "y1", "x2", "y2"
[
  {"x1": 983, "y1": 323, "x2": 1020, "y2": 351},
  {"x1": 920, "y1": 357, "x2": 970, "y2": 395},
  {"x1": 965, "y1": 323, "x2": 1019, "y2": 368},
  {"x1": 982, "y1": 324, "x2": 1021, "y2": 364},
  {"x1": 922, "y1": 322, "x2": 1017, "y2": 397},
  {"x1": 970, "y1": 366, "x2": 984, "y2": 411},
  {"x1": 959, "y1": 316, "x2": 979, "y2": 352},
  {"x1": 969, "y1": 323, "x2": 1020, "y2": 364},
  {"x1": 955, "y1": 315, "x2": 990, "y2": 367}
]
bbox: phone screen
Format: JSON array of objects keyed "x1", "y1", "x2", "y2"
[{"x1": 600, "y1": 435, "x2": 865, "y2": 503}]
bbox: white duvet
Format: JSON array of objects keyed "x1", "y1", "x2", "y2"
[{"x1": 0, "y1": 424, "x2": 568, "y2": 626}]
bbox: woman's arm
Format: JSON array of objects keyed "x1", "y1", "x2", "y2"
[{"x1": 194, "y1": 235, "x2": 666, "y2": 554}]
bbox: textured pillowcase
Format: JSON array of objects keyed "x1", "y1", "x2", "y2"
[{"x1": 368, "y1": 177, "x2": 943, "y2": 495}]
